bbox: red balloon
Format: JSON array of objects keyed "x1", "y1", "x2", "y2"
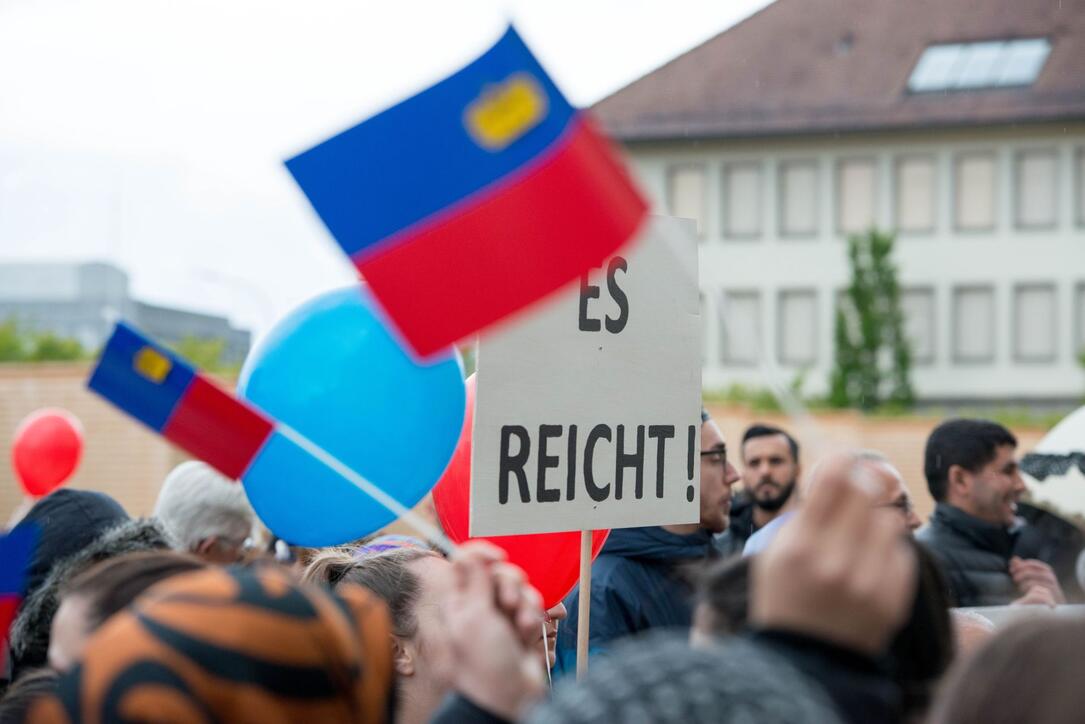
[
  {"x1": 11, "y1": 408, "x2": 84, "y2": 498},
  {"x1": 433, "y1": 376, "x2": 608, "y2": 609}
]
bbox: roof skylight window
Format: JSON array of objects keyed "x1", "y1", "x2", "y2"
[{"x1": 907, "y1": 38, "x2": 1050, "y2": 92}]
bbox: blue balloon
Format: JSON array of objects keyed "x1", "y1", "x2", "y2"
[{"x1": 237, "y1": 287, "x2": 465, "y2": 546}]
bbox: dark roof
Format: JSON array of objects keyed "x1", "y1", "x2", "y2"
[{"x1": 592, "y1": 0, "x2": 1085, "y2": 141}]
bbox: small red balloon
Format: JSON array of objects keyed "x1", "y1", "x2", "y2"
[
  {"x1": 11, "y1": 408, "x2": 84, "y2": 498},
  {"x1": 433, "y1": 376, "x2": 608, "y2": 609}
]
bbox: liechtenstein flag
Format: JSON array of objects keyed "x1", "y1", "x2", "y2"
[
  {"x1": 286, "y1": 26, "x2": 647, "y2": 358},
  {"x1": 88, "y1": 323, "x2": 274, "y2": 480}
]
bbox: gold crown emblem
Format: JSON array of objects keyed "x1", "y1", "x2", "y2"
[
  {"x1": 465, "y1": 72, "x2": 548, "y2": 151},
  {"x1": 133, "y1": 346, "x2": 172, "y2": 383}
]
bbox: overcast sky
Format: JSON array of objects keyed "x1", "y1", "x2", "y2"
[{"x1": 0, "y1": 0, "x2": 771, "y2": 339}]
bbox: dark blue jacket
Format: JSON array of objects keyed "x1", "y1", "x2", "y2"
[{"x1": 554, "y1": 526, "x2": 716, "y2": 675}]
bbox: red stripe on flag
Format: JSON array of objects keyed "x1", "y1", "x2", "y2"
[
  {"x1": 0, "y1": 595, "x2": 18, "y2": 650},
  {"x1": 162, "y1": 375, "x2": 274, "y2": 480},
  {"x1": 357, "y1": 115, "x2": 647, "y2": 358}
]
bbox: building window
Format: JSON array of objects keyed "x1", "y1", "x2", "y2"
[
  {"x1": 722, "y1": 162, "x2": 762, "y2": 238},
  {"x1": 894, "y1": 156, "x2": 936, "y2": 233},
  {"x1": 720, "y1": 291, "x2": 762, "y2": 365},
  {"x1": 837, "y1": 158, "x2": 877, "y2": 235},
  {"x1": 1015, "y1": 150, "x2": 1058, "y2": 229},
  {"x1": 1076, "y1": 148, "x2": 1085, "y2": 227},
  {"x1": 1013, "y1": 284, "x2": 1057, "y2": 363},
  {"x1": 901, "y1": 288, "x2": 936, "y2": 364},
  {"x1": 778, "y1": 161, "x2": 819, "y2": 237},
  {"x1": 954, "y1": 153, "x2": 997, "y2": 231},
  {"x1": 777, "y1": 290, "x2": 818, "y2": 365},
  {"x1": 907, "y1": 38, "x2": 1051, "y2": 92},
  {"x1": 666, "y1": 165, "x2": 706, "y2": 238},
  {"x1": 952, "y1": 286, "x2": 996, "y2": 364}
]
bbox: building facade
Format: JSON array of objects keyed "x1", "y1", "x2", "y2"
[
  {"x1": 0, "y1": 261, "x2": 250, "y2": 363},
  {"x1": 594, "y1": 0, "x2": 1085, "y2": 405}
]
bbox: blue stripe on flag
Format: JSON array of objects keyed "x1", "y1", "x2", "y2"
[
  {"x1": 284, "y1": 25, "x2": 575, "y2": 259},
  {"x1": 0, "y1": 525, "x2": 38, "y2": 595},
  {"x1": 87, "y1": 322, "x2": 195, "y2": 432}
]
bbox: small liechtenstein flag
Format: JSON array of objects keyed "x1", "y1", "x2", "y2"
[{"x1": 87, "y1": 322, "x2": 274, "y2": 480}]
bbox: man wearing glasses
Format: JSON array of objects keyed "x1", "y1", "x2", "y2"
[
  {"x1": 554, "y1": 407, "x2": 739, "y2": 673},
  {"x1": 869, "y1": 453, "x2": 922, "y2": 533},
  {"x1": 743, "y1": 450, "x2": 921, "y2": 556}
]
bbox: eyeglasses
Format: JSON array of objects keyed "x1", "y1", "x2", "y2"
[
  {"x1": 700, "y1": 447, "x2": 728, "y2": 467},
  {"x1": 875, "y1": 498, "x2": 915, "y2": 515}
]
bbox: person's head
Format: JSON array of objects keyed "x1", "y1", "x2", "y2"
[
  {"x1": 740, "y1": 424, "x2": 800, "y2": 513},
  {"x1": 0, "y1": 668, "x2": 57, "y2": 724},
  {"x1": 700, "y1": 409, "x2": 740, "y2": 534},
  {"x1": 154, "y1": 461, "x2": 255, "y2": 563},
  {"x1": 303, "y1": 546, "x2": 453, "y2": 723},
  {"x1": 12, "y1": 489, "x2": 128, "y2": 603},
  {"x1": 745, "y1": 450, "x2": 918, "y2": 553},
  {"x1": 540, "y1": 602, "x2": 567, "y2": 669},
  {"x1": 26, "y1": 566, "x2": 394, "y2": 724},
  {"x1": 931, "y1": 616, "x2": 1085, "y2": 724},
  {"x1": 855, "y1": 451, "x2": 922, "y2": 532},
  {"x1": 691, "y1": 554, "x2": 751, "y2": 647},
  {"x1": 8, "y1": 518, "x2": 175, "y2": 677},
  {"x1": 924, "y1": 419, "x2": 1023, "y2": 526},
  {"x1": 48, "y1": 551, "x2": 207, "y2": 671}
]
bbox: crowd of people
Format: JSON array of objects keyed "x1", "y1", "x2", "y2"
[{"x1": 1, "y1": 409, "x2": 1083, "y2": 723}]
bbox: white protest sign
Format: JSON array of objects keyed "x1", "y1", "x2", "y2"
[{"x1": 471, "y1": 216, "x2": 701, "y2": 536}]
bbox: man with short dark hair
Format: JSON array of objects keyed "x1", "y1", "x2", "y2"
[
  {"x1": 717, "y1": 424, "x2": 800, "y2": 556},
  {"x1": 917, "y1": 418, "x2": 1065, "y2": 607}
]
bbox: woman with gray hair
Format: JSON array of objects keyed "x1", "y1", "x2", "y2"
[{"x1": 153, "y1": 460, "x2": 255, "y2": 563}]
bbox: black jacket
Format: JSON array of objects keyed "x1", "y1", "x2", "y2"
[
  {"x1": 554, "y1": 526, "x2": 716, "y2": 674},
  {"x1": 751, "y1": 630, "x2": 900, "y2": 724},
  {"x1": 916, "y1": 503, "x2": 1051, "y2": 607}
]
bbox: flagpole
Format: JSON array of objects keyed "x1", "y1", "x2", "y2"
[
  {"x1": 276, "y1": 422, "x2": 456, "y2": 556},
  {"x1": 576, "y1": 529, "x2": 593, "y2": 679}
]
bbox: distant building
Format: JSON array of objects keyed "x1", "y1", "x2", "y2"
[
  {"x1": 594, "y1": 0, "x2": 1085, "y2": 406},
  {"x1": 0, "y1": 261, "x2": 250, "y2": 363}
]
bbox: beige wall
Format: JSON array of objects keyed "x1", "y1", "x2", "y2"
[
  {"x1": 2, "y1": 363, "x2": 192, "y2": 523},
  {"x1": 1, "y1": 364, "x2": 1050, "y2": 529}
]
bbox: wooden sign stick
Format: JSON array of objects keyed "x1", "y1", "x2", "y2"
[{"x1": 576, "y1": 529, "x2": 593, "y2": 679}]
